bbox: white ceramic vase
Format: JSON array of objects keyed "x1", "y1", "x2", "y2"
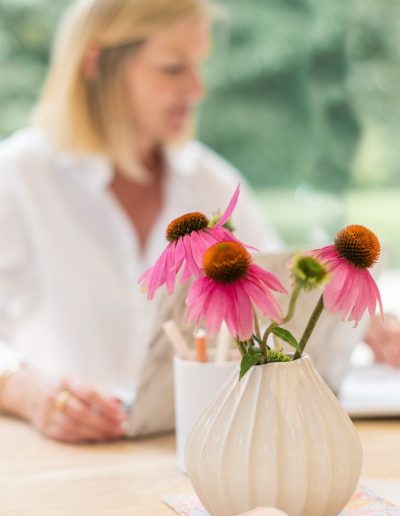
[{"x1": 185, "y1": 355, "x2": 362, "y2": 516}]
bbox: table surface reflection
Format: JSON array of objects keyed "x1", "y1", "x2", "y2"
[{"x1": 0, "y1": 417, "x2": 399, "y2": 515}]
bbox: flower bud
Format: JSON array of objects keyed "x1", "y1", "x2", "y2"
[{"x1": 291, "y1": 254, "x2": 329, "y2": 291}]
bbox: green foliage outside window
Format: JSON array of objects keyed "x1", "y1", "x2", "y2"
[{"x1": 0, "y1": 0, "x2": 399, "y2": 263}]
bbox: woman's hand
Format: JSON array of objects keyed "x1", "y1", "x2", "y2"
[
  {"x1": 1, "y1": 366, "x2": 128, "y2": 443},
  {"x1": 364, "y1": 314, "x2": 400, "y2": 367}
]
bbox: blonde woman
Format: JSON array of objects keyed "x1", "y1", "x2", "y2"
[{"x1": 0, "y1": 0, "x2": 281, "y2": 443}]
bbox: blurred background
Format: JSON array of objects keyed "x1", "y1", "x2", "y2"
[{"x1": 0, "y1": 0, "x2": 399, "y2": 267}]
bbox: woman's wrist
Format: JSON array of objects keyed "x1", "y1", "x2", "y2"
[{"x1": 0, "y1": 364, "x2": 32, "y2": 420}]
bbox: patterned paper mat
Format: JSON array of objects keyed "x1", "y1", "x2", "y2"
[{"x1": 163, "y1": 483, "x2": 400, "y2": 516}]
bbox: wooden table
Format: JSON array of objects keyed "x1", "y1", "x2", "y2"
[{"x1": 0, "y1": 418, "x2": 399, "y2": 516}]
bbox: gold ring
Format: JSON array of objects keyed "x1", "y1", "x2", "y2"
[{"x1": 54, "y1": 390, "x2": 72, "y2": 413}]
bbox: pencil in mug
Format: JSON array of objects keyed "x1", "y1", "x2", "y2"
[
  {"x1": 162, "y1": 320, "x2": 192, "y2": 360},
  {"x1": 194, "y1": 328, "x2": 208, "y2": 363},
  {"x1": 215, "y1": 322, "x2": 232, "y2": 363}
]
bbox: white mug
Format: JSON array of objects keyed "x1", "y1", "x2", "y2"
[{"x1": 173, "y1": 350, "x2": 239, "y2": 473}]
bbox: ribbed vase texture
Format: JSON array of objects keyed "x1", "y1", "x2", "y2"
[{"x1": 185, "y1": 355, "x2": 362, "y2": 516}]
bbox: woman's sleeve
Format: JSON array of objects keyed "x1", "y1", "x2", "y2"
[{"x1": 0, "y1": 168, "x2": 33, "y2": 371}]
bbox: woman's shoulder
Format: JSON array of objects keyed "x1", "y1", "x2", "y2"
[
  {"x1": 0, "y1": 128, "x2": 50, "y2": 164},
  {"x1": 0, "y1": 128, "x2": 54, "y2": 199}
]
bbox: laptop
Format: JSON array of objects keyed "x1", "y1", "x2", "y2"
[{"x1": 339, "y1": 353, "x2": 400, "y2": 418}]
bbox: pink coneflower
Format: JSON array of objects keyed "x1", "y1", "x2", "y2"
[
  {"x1": 186, "y1": 241, "x2": 287, "y2": 341},
  {"x1": 139, "y1": 185, "x2": 244, "y2": 299},
  {"x1": 312, "y1": 224, "x2": 383, "y2": 324}
]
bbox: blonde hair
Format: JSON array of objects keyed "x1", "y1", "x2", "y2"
[{"x1": 34, "y1": 0, "x2": 218, "y2": 179}]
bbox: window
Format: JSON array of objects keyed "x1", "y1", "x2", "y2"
[{"x1": 1, "y1": 0, "x2": 398, "y2": 267}]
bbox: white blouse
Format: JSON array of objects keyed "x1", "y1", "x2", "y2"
[{"x1": 0, "y1": 128, "x2": 282, "y2": 408}]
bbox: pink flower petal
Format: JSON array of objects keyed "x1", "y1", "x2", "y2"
[
  {"x1": 165, "y1": 243, "x2": 177, "y2": 295},
  {"x1": 313, "y1": 245, "x2": 339, "y2": 264},
  {"x1": 189, "y1": 230, "x2": 208, "y2": 268},
  {"x1": 224, "y1": 286, "x2": 240, "y2": 338},
  {"x1": 233, "y1": 282, "x2": 255, "y2": 340},
  {"x1": 248, "y1": 264, "x2": 287, "y2": 294},
  {"x1": 313, "y1": 244, "x2": 383, "y2": 324},
  {"x1": 366, "y1": 271, "x2": 383, "y2": 319},
  {"x1": 207, "y1": 226, "x2": 235, "y2": 242},
  {"x1": 139, "y1": 184, "x2": 246, "y2": 299},
  {"x1": 363, "y1": 271, "x2": 375, "y2": 317},
  {"x1": 323, "y1": 262, "x2": 350, "y2": 312},
  {"x1": 336, "y1": 268, "x2": 359, "y2": 319},
  {"x1": 242, "y1": 279, "x2": 283, "y2": 323},
  {"x1": 186, "y1": 277, "x2": 214, "y2": 325},
  {"x1": 172, "y1": 239, "x2": 186, "y2": 271},
  {"x1": 343, "y1": 274, "x2": 365, "y2": 321},
  {"x1": 208, "y1": 226, "x2": 258, "y2": 252},
  {"x1": 140, "y1": 245, "x2": 170, "y2": 299},
  {"x1": 180, "y1": 261, "x2": 193, "y2": 284},
  {"x1": 182, "y1": 234, "x2": 198, "y2": 275},
  {"x1": 204, "y1": 284, "x2": 227, "y2": 336},
  {"x1": 185, "y1": 252, "x2": 286, "y2": 340},
  {"x1": 216, "y1": 184, "x2": 240, "y2": 228}
]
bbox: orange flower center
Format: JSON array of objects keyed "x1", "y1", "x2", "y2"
[
  {"x1": 204, "y1": 241, "x2": 251, "y2": 283},
  {"x1": 335, "y1": 224, "x2": 380, "y2": 268},
  {"x1": 166, "y1": 212, "x2": 209, "y2": 242}
]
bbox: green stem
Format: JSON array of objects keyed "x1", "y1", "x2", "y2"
[
  {"x1": 262, "y1": 284, "x2": 302, "y2": 344},
  {"x1": 253, "y1": 307, "x2": 261, "y2": 340},
  {"x1": 283, "y1": 284, "x2": 302, "y2": 324},
  {"x1": 261, "y1": 320, "x2": 277, "y2": 347},
  {"x1": 236, "y1": 339, "x2": 247, "y2": 357},
  {"x1": 294, "y1": 294, "x2": 324, "y2": 360},
  {"x1": 258, "y1": 336, "x2": 267, "y2": 355}
]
